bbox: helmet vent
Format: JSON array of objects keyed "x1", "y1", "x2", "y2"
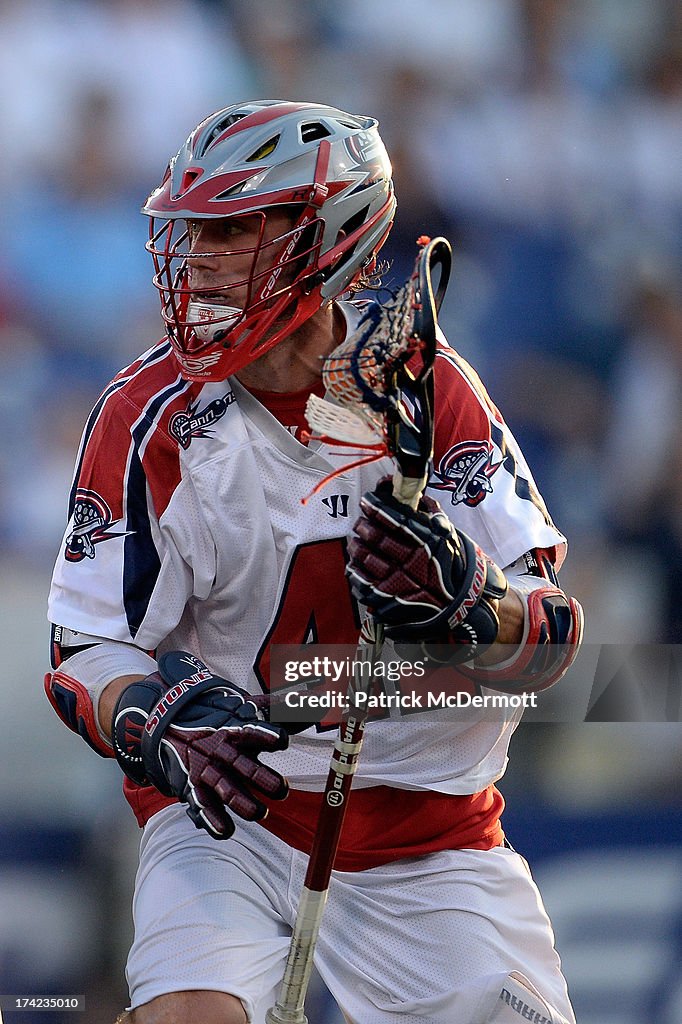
[
  {"x1": 300, "y1": 122, "x2": 333, "y2": 144},
  {"x1": 179, "y1": 168, "x2": 202, "y2": 194},
  {"x1": 213, "y1": 182, "x2": 248, "y2": 200},
  {"x1": 198, "y1": 113, "x2": 249, "y2": 156},
  {"x1": 340, "y1": 205, "x2": 370, "y2": 239},
  {"x1": 333, "y1": 205, "x2": 371, "y2": 274},
  {"x1": 245, "y1": 135, "x2": 280, "y2": 162}
]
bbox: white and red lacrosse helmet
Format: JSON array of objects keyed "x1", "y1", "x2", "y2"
[{"x1": 143, "y1": 100, "x2": 396, "y2": 381}]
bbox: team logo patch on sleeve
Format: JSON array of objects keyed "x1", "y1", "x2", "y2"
[
  {"x1": 432, "y1": 440, "x2": 501, "y2": 507},
  {"x1": 169, "y1": 391, "x2": 235, "y2": 448},
  {"x1": 64, "y1": 489, "x2": 131, "y2": 562}
]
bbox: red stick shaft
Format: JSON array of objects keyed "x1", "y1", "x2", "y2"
[{"x1": 303, "y1": 712, "x2": 367, "y2": 891}]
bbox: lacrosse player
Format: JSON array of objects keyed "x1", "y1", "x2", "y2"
[{"x1": 46, "y1": 101, "x2": 583, "y2": 1024}]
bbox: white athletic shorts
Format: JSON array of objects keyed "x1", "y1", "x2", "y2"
[{"x1": 127, "y1": 804, "x2": 576, "y2": 1024}]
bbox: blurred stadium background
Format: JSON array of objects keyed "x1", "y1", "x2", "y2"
[{"x1": 1, "y1": 1, "x2": 681, "y2": 1021}]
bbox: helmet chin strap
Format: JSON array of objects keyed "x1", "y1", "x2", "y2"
[{"x1": 186, "y1": 300, "x2": 242, "y2": 343}]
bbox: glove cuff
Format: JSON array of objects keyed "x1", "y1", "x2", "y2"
[{"x1": 112, "y1": 673, "x2": 166, "y2": 786}]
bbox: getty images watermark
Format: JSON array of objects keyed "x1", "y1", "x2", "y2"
[
  {"x1": 269, "y1": 643, "x2": 682, "y2": 725},
  {"x1": 278, "y1": 659, "x2": 532, "y2": 716},
  {"x1": 268, "y1": 645, "x2": 542, "y2": 726}
]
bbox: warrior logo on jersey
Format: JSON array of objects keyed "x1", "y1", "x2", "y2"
[
  {"x1": 432, "y1": 441, "x2": 501, "y2": 507},
  {"x1": 169, "y1": 391, "x2": 235, "y2": 449},
  {"x1": 64, "y1": 489, "x2": 131, "y2": 562}
]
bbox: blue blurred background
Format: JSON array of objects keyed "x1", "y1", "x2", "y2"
[{"x1": 0, "y1": 1, "x2": 681, "y2": 1021}]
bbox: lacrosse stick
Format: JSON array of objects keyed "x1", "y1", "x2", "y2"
[{"x1": 265, "y1": 235, "x2": 452, "y2": 1024}]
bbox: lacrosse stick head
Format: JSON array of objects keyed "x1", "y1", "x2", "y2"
[
  {"x1": 305, "y1": 281, "x2": 416, "y2": 450},
  {"x1": 305, "y1": 236, "x2": 452, "y2": 474}
]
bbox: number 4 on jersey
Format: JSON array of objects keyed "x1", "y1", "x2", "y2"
[{"x1": 255, "y1": 539, "x2": 362, "y2": 691}]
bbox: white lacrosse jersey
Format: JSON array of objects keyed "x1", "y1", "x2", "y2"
[{"x1": 48, "y1": 302, "x2": 566, "y2": 856}]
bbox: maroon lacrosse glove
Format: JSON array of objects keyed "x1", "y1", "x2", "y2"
[
  {"x1": 112, "y1": 651, "x2": 289, "y2": 840},
  {"x1": 347, "y1": 478, "x2": 508, "y2": 663}
]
